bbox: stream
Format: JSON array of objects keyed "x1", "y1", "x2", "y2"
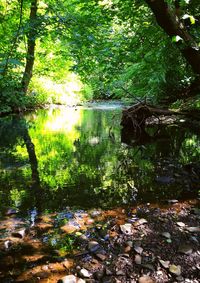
[
  {"x1": 0, "y1": 102, "x2": 199, "y2": 282},
  {"x1": 0, "y1": 102, "x2": 199, "y2": 215}
]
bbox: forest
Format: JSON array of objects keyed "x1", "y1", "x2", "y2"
[
  {"x1": 0, "y1": 0, "x2": 200, "y2": 113},
  {"x1": 0, "y1": 1, "x2": 200, "y2": 283}
]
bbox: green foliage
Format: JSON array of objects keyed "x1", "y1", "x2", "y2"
[{"x1": 0, "y1": 0, "x2": 200, "y2": 110}]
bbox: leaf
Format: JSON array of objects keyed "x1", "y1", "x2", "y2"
[
  {"x1": 172, "y1": 35, "x2": 183, "y2": 43},
  {"x1": 189, "y1": 16, "x2": 195, "y2": 25}
]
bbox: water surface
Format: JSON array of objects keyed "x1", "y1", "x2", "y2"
[{"x1": 0, "y1": 103, "x2": 199, "y2": 215}]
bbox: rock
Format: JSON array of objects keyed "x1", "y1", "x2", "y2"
[
  {"x1": 134, "y1": 246, "x2": 143, "y2": 254},
  {"x1": 95, "y1": 253, "x2": 107, "y2": 261},
  {"x1": 79, "y1": 268, "x2": 92, "y2": 278},
  {"x1": 124, "y1": 245, "x2": 131, "y2": 253},
  {"x1": 94, "y1": 270, "x2": 104, "y2": 280},
  {"x1": 4, "y1": 240, "x2": 12, "y2": 249},
  {"x1": 126, "y1": 241, "x2": 133, "y2": 247},
  {"x1": 178, "y1": 244, "x2": 193, "y2": 255},
  {"x1": 106, "y1": 268, "x2": 112, "y2": 276},
  {"x1": 161, "y1": 232, "x2": 171, "y2": 239},
  {"x1": 167, "y1": 199, "x2": 178, "y2": 204},
  {"x1": 120, "y1": 223, "x2": 133, "y2": 235},
  {"x1": 176, "y1": 276, "x2": 185, "y2": 282},
  {"x1": 176, "y1": 222, "x2": 185, "y2": 227},
  {"x1": 135, "y1": 254, "x2": 142, "y2": 265},
  {"x1": 11, "y1": 228, "x2": 27, "y2": 238},
  {"x1": 169, "y1": 264, "x2": 181, "y2": 276},
  {"x1": 186, "y1": 227, "x2": 200, "y2": 233},
  {"x1": 133, "y1": 218, "x2": 148, "y2": 227},
  {"x1": 159, "y1": 259, "x2": 170, "y2": 269},
  {"x1": 58, "y1": 275, "x2": 85, "y2": 283},
  {"x1": 6, "y1": 208, "x2": 18, "y2": 215},
  {"x1": 116, "y1": 270, "x2": 125, "y2": 276},
  {"x1": 88, "y1": 241, "x2": 100, "y2": 253},
  {"x1": 138, "y1": 275, "x2": 155, "y2": 283}
]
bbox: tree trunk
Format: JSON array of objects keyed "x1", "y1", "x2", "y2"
[
  {"x1": 145, "y1": 0, "x2": 200, "y2": 75},
  {"x1": 21, "y1": 0, "x2": 38, "y2": 94}
]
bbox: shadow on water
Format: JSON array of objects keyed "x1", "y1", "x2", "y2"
[{"x1": 0, "y1": 104, "x2": 199, "y2": 216}]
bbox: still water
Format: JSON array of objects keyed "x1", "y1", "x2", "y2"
[{"x1": 0, "y1": 102, "x2": 199, "y2": 215}]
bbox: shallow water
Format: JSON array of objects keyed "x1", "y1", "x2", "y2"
[{"x1": 0, "y1": 103, "x2": 199, "y2": 216}]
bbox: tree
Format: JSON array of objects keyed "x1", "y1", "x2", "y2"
[
  {"x1": 145, "y1": 0, "x2": 200, "y2": 76},
  {"x1": 21, "y1": 0, "x2": 38, "y2": 94}
]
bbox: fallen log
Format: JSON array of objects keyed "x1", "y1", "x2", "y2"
[{"x1": 121, "y1": 102, "x2": 182, "y2": 130}]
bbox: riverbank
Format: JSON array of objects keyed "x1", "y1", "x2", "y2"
[{"x1": 0, "y1": 200, "x2": 199, "y2": 282}]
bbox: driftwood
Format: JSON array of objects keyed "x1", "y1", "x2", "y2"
[
  {"x1": 121, "y1": 102, "x2": 182, "y2": 130},
  {"x1": 120, "y1": 102, "x2": 184, "y2": 145}
]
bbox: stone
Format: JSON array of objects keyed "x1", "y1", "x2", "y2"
[
  {"x1": 79, "y1": 268, "x2": 92, "y2": 278},
  {"x1": 95, "y1": 253, "x2": 107, "y2": 261},
  {"x1": 12, "y1": 228, "x2": 27, "y2": 239},
  {"x1": 94, "y1": 270, "x2": 104, "y2": 279},
  {"x1": 178, "y1": 244, "x2": 193, "y2": 255},
  {"x1": 176, "y1": 222, "x2": 185, "y2": 227},
  {"x1": 186, "y1": 227, "x2": 200, "y2": 233},
  {"x1": 116, "y1": 270, "x2": 125, "y2": 276},
  {"x1": 135, "y1": 254, "x2": 142, "y2": 265},
  {"x1": 138, "y1": 275, "x2": 155, "y2": 283},
  {"x1": 58, "y1": 275, "x2": 85, "y2": 283},
  {"x1": 133, "y1": 218, "x2": 148, "y2": 227},
  {"x1": 134, "y1": 246, "x2": 143, "y2": 254},
  {"x1": 161, "y1": 232, "x2": 171, "y2": 239},
  {"x1": 169, "y1": 264, "x2": 181, "y2": 276},
  {"x1": 88, "y1": 241, "x2": 100, "y2": 253},
  {"x1": 159, "y1": 259, "x2": 170, "y2": 269},
  {"x1": 167, "y1": 199, "x2": 178, "y2": 204},
  {"x1": 120, "y1": 223, "x2": 133, "y2": 235},
  {"x1": 6, "y1": 208, "x2": 18, "y2": 215}
]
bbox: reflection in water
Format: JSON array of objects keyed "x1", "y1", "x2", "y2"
[{"x1": 0, "y1": 105, "x2": 199, "y2": 215}]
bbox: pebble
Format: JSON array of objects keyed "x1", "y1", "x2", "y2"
[
  {"x1": 138, "y1": 275, "x2": 155, "y2": 283},
  {"x1": 95, "y1": 253, "x2": 107, "y2": 261},
  {"x1": 11, "y1": 228, "x2": 27, "y2": 238},
  {"x1": 186, "y1": 227, "x2": 200, "y2": 233},
  {"x1": 169, "y1": 264, "x2": 181, "y2": 276},
  {"x1": 133, "y1": 218, "x2": 148, "y2": 227},
  {"x1": 79, "y1": 268, "x2": 92, "y2": 278},
  {"x1": 161, "y1": 232, "x2": 171, "y2": 239},
  {"x1": 159, "y1": 259, "x2": 170, "y2": 269},
  {"x1": 134, "y1": 246, "x2": 143, "y2": 254},
  {"x1": 58, "y1": 275, "x2": 85, "y2": 283},
  {"x1": 176, "y1": 222, "x2": 185, "y2": 227},
  {"x1": 120, "y1": 223, "x2": 133, "y2": 235},
  {"x1": 135, "y1": 254, "x2": 142, "y2": 265},
  {"x1": 88, "y1": 241, "x2": 100, "y2": 253}
]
